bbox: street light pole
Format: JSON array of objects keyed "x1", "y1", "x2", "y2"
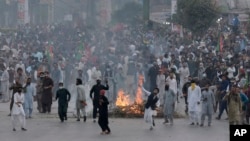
[{"x1": 143, "y1": 0, "x2": 150, "y2": 21}]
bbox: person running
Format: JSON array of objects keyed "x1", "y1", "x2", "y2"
[{"x1": 56, "y1": 82, "x2": 71, "y2": 122}]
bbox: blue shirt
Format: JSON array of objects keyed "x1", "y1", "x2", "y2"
[
  {"x1": 240, "y1": 93, "x2": 249, "y2": 111},
  {"x1": 219, "y1": 80, "x2": 229, "y2": 91}
]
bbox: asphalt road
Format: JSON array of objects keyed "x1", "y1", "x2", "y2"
[{"x1": 0, "y1": 101, "x2": 229, "y2": 141}]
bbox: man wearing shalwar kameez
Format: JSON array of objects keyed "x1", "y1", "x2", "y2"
[
  {"x1": 188, "y1": 80, "x2": 202, "y2": 125},
  {"x1": 223, "y1": 84, "x2": 242, "y2": 125},
  {"x1": 166, "y1": 73, "x2": 178, "y2": 107},
  {"x1": 157, "y1": 70, "x2": 165, "y2": 103},
  {"x1": 76, "y1": 79, "x2": 87, "y2": 122},
  {"x1": 56, "y1": 82, "x2": 71, "y2": 122},
  {"x1": 200, "y1": 83, "x2": 215, "y2": 127},
  {"x1": 24, "y1": 78, "x2": 36, "y2": 118},
  {"x1": 163, "y1": 83, "x2": 176, "y2": 125},
  {"x1": 166, "y1": 73, "x2": 178, "y2": 97},
  {"x1": 11, "y1": 86, "x2": 27, "y2": 131},
  {"x1": 1, "y1": 65, "x2": 10, "y2": 102},
  {"x1": 42, "y1": 71, "x2": 54, "y2": 113},
  {"x1": 141, "y1": 86, "x2": 160, "y2": 130}
]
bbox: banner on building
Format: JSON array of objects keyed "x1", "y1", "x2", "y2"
[
  {"x1": 171, "y1": 0, "x2": 177, "y2": 15},
  {"x1": 18, "y1": 0, "x2": 29, "y2": 24}
]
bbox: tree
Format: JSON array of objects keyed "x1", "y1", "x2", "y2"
[
  {"x1": 173, "y1": 0, "x2": 219, "y2": 37},
  {"x1": 112, "y1": 2, "x2": 143, "y2": 25}
]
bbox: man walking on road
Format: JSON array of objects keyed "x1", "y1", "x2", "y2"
[
  {"x1": 188, "y1": 80, "x2": 202, "y2": 126},
  {"x1": 56, "y1": 82, "x2": 71, "y2": 122},
  {"x1": 200, "y1": 83, "x2": 215, "y2": 127},
  {"x1": 76, "y1": 79, "x2": 87, "y2": 122}
]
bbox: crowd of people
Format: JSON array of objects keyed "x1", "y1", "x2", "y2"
[{"x1": 0, "y1": 17, "x2": 250, "y2": 133}]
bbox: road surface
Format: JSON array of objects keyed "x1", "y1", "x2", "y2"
[{"x1": 0, "y1": 101, "x2": 229, "y2": 141}]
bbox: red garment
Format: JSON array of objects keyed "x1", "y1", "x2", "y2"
[{"x1": 100, "y1": 90, "x2": 105, "y2": 95}]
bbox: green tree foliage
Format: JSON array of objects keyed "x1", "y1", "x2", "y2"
[
  {"x1": 112, "y1": 2, "x2": 143, "y2": 25},
  {"x1": 173, "y1": 0, "x2": 219, "y2": 36}
]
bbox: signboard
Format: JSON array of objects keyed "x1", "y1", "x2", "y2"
[
  {"x1": 17, "y1": 0, "x2": 29, "y2": 24},
  {"x1": 64, "y1": 14, "x2": 73, "y2": 21},
  {"x1": 171, "y1": 0, "x2": 177, "y2": 15}
]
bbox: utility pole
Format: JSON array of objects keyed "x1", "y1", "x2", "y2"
[
  {"x1": 143, "y1": 0, "x2": 150, "y2": 21},
  {"x1": 86, "y1": 0, "x2": 96, "y2": 25}
]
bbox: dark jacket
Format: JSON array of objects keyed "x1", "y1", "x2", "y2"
[
  {"x1": 56, "y1": 88, "x2": 71, "y2": 105},
  {"x1": 99, "y1": 95, "x2": 109, "y2": 117},
  {"x1": 145, "y1": 93, "x2": 159, "y2": 110},
  {"x1": 182, "y1": 81, "x2": 191, "y2": 96},
  {"x1": 90, "y1": 84, "x2": 109, "y2": 101},
  {"x1": 42, "y1": 77, "x2": 54, "y2": 104}
]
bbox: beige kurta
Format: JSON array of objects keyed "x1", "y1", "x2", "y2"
[
  {"x1": 76, "y1": 85, "x2": 86, "y2": 109},
  {"x1": 223, "y1": 93, "x2": 242, "y2": 123}
]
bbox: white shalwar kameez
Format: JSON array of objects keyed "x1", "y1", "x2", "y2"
[
  {"x1": 11, "y1": 92, "x2": 26, "y2": 130},
  {"x1": 1, "y1": 69, "x2": 10, "y2": 102},
  {"x1": 188, "y1": 85, "x2": 202, "y2": 124},
  {"x1": 166, "y1": 77, "x2": 178, "y2": 110}
]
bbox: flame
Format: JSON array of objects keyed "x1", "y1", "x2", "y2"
[
  {"x1": 115, "y1": 90, "x2": 130, "y2": 107},
  {"x1": 135, "y1": 75, "x2": 144, "y2": 105},
  {"x1": 115, "y1": 75, "x2": 144, "y2": 115}
]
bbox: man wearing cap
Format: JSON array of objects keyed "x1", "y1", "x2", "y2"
[{"x1": 90, "y1": 79, "x2": 109, "y2": 122}]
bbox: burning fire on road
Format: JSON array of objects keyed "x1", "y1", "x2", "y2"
[{"x1": 114, "y1": 75, "x2": 145, "y2": 117}]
